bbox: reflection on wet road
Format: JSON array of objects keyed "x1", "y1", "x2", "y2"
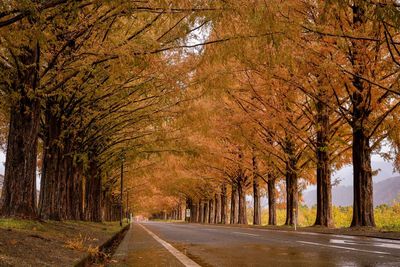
[{"x1": 140, "y1": 222, "x2": 400, "y2": 267}]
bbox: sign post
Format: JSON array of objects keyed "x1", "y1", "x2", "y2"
[{"x1": 185, "y1": 209, "x2": 191, "y2": 222}]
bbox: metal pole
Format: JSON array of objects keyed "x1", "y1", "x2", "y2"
[
  {"x1": 126, "y1": 191, "x2": 129, "y2": 222},
  {"x1": 120, "y1": 158, "x2": 124, "y2": 227}
]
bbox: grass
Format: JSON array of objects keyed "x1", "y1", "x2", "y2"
[
  {"x1": 0, "y1": 218, "x2": 125, "y2": 266},
  {"x1": 253, "y1": 202, "x2": 400, "y2": 231},
  {"x1": 0, "y1": 218, "x2": 46, "y2": 231},
  {"x1": 0, "y1": 218, "x2": 127, "y2": 266},
  {"x1": 0, "y1": 218, "x2": 127, "y2": 236},
  {"x1": 61, "y1": 220, "x2": 129, "y2": 234}
]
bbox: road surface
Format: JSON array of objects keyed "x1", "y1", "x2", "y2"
[{"x1": 132, "y1": 222, "x2": 400, "y2": 267}]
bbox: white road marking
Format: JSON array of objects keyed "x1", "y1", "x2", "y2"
[
  {"x1": 330, "y1": 234, "x2": 358, "y2": 239},
  {"x1": 330, "y1": 234, "x2": 400, "y2": 244},
  {"x1": 232, "y1": 232, "x2": 260, "y2": 237},
  {"x1": 139, "y1": 223, "x2": 201, "y2": 267},
  {"x1": 188, "y1": 224, "x2": 400, "y2": 246},
  {"x1": 298, "y1": 241, "x2": 391, "y2": 255},
  {"x1": 150, "y1": 222, "x2": 400, "y2": 251},
  {"x1": 330, "y1": 239, "x2": 400, "y2": 250}
]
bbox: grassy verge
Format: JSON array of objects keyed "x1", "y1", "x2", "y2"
[
  {"x1": 0, "y1": 219, "x2": 128, "y2": 267},
  {"x1": 251, "y1": 203, "x2": 400, "y2": 231}
]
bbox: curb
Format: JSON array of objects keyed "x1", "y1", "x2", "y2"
[{"x1": 75, "y1": 224, "x2": 131, "y2": 267}]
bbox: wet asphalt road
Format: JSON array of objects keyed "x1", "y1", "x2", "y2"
[{"x1": 141, "y1": 221, "x2": 400, "y2": 267}]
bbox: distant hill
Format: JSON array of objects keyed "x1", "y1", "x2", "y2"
[
  {"x1": 303, "y1": 176, "x2": 400, "y2": 207},
  {"x1": 331, "y1": 161, "x2": 399, "y2": 186}
]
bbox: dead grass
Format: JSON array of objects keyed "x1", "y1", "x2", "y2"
[{"x1": 0, "y1": 219, "x2": 125, "y2": 266}]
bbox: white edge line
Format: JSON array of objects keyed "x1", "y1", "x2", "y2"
[
  {"x1": 139, "y1": 223, "x2": 201, "y2": 267},
  {"x1": 210, "y1": 225, "x2": 400, "y2": 244},
  {"x1": 232, "y1": 231, "x2": 260, "y2": 237},
  {"x1": 298, "y1": 241, "x2": 391, "y2": 255}
]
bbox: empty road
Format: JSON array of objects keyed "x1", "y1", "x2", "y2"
[{"x1": 135, "y1": 222, "x2": 400, "y2": 267}]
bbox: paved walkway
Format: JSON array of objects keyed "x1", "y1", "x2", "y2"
[{"x1": 108, "y1": 223, "x2": 184, "y2": 267}]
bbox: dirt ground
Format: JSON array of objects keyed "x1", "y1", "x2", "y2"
[{"x1": 0, "y1": 219, "x2": 124, "y2": 266}]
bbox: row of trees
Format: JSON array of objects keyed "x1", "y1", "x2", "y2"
[
  {"x1": 147, "y1": 0, "x2": 400, "y2": 228},
  {"x1": 1, "y1": 1, "x2": 400, "y2": 229},
  {"x1": 0, "y1": 0, "x2": 223, "y2": 221}
]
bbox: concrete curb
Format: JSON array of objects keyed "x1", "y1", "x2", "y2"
[{"x1": 75, "y1": 224, "x2": 130, "y2": 267}]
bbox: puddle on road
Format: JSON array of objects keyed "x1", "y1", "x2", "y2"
[
  {"x1": 169, "y1": 241, "x2": 398, "y2": 267},
  {"x1": 330, "y1": 238, "x2": 400, "y2": 250}
]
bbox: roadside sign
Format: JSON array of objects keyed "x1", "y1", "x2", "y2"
[{"x1": 186, "y1": 209, "x2": 191, "y2": 217}]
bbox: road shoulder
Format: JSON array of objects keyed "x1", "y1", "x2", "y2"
[{"x1": 108, "y1": 223, "x2": 185, "y2": 267}]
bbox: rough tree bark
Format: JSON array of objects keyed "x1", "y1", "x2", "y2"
[
  {"x1": 0, "y1": 45, "x2": 41, "y2": 218},
  {"x1": 69, "y1": 162, "x2": 84, "y2": 220},
  {"x1": 351, "y1": 124, "x2": 374, "y2": 227},
  {"x1": 39, "y1": 107, "x2": 62, "y2": 220},
  {"x1": 209, "y1": 199, "x2": 214, "y2": 224},
  {"x1": 230, "y1": 182, "x2": 239, "y2": 224},
  {"x1": 199, "y1": 201, "x2": 204, "y2": 223},
  {"x1": 190, "y1": 200, "x2": 197, "y2": 223},
  {"x1": 215, "y1": 193, "x2": 221, "y2": 224},
  {"x1": 237, "y1": 174, "x2": 247, "y2": 225},
  {"x1": 284, "y1": 139, "x2": 298, "y2": 226},
  {"x1": 221, "y1": 183, "x2": 227, "y2": 224},
  {"x1": 349, "y1": 4, "x2": 375, "y2": 227},
  {"x1": 84, "y1": 161, "x2": 102, "y2": 222},
  {"x1": 314, "y1": 91, "x2": 333, "y2": 227},
  {"x1": 0, "y1": 98, "x2": 40, "y2": 218},
  {"x1": 267, "y1": 174, "x2": 277, "y2": 225},
  {"x1": 204, "y1": 201, "x2": 209, "y2": 223},
  {"x1": 252, "y1": 154, "x2": 261, "y2": 225}
]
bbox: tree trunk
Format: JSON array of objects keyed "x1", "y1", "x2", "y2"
[
  {"x1": 348, "y1": 4, "x2": 375, "y2": 228},
  {"x1": 39, "y1": 110, "x2": 62, "y2": 220},
  {"x1": 215, "y1": 194, "x2": 221, "y2": 224},
  {"x1": 285, "y1": 167, "x2": 298, "y2": 226},
  {"x1": 230, "y1": 182, "x2": 239, "y2": 224},
  {"x1": 186, "y1": 198, "x2": 191, "y2": 222},
  {"x1": 177, "y1": 204, "x2": 181, "y2": 220},
  {"x1": 199, "y1": 201, "x2": 203, "y2": 223},
  {"x1": 209, "y1": 199, "x2": 214, "y2": 224},
  {"x1": 39, "y1": 102, "x2": 83, "y2": 221},
  {"x1": 351, "y1": 126, "x2": 374, "y2": 227},
  {"x1": 0, "y1": 98, "x2": 40, "y2": 218},
  {"x1": 284, "y1": 139, "x2": 298, "y2": 226},
  {"x1": 0, "y1": 43, "x2": 40, "y2": 219},
  {"x1": 252, "y1": 155, "x2": 261, "y2": 225},
  {"x1": 84, "y1": 161, "x2": 102, "y2": 222},
  {"x1": 237, "y1": 175, "x2": 247, "y2": 225},
  {"x1": 314, "y1": 94, "x2": 333, "y2": 227},
  {"x1": 204, "y1": 201, "x2": 209, "y2": 223},
  {"x1": 190, "y1": 200, "x2": 196, "y2": 223},
  {"x1": 196, "y1": 200, "x2": 201, "y2": 223},
  {"x1": 56, "y1": 154, "x2": 69, "y2": 220},
  {"x1": 267, "y1": 174, "x2": 277, "y2": 225},
  {"x1": 69, "y1": 163, "x2": 84, "y2": 220},
  {"x1": 221, "y1": 183, "x2": 227, "y2": 224}
]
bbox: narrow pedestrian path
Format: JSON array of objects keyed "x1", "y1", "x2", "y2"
[{"x1": 108, "y1": 223, "x2": 186, "y2": 267}]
